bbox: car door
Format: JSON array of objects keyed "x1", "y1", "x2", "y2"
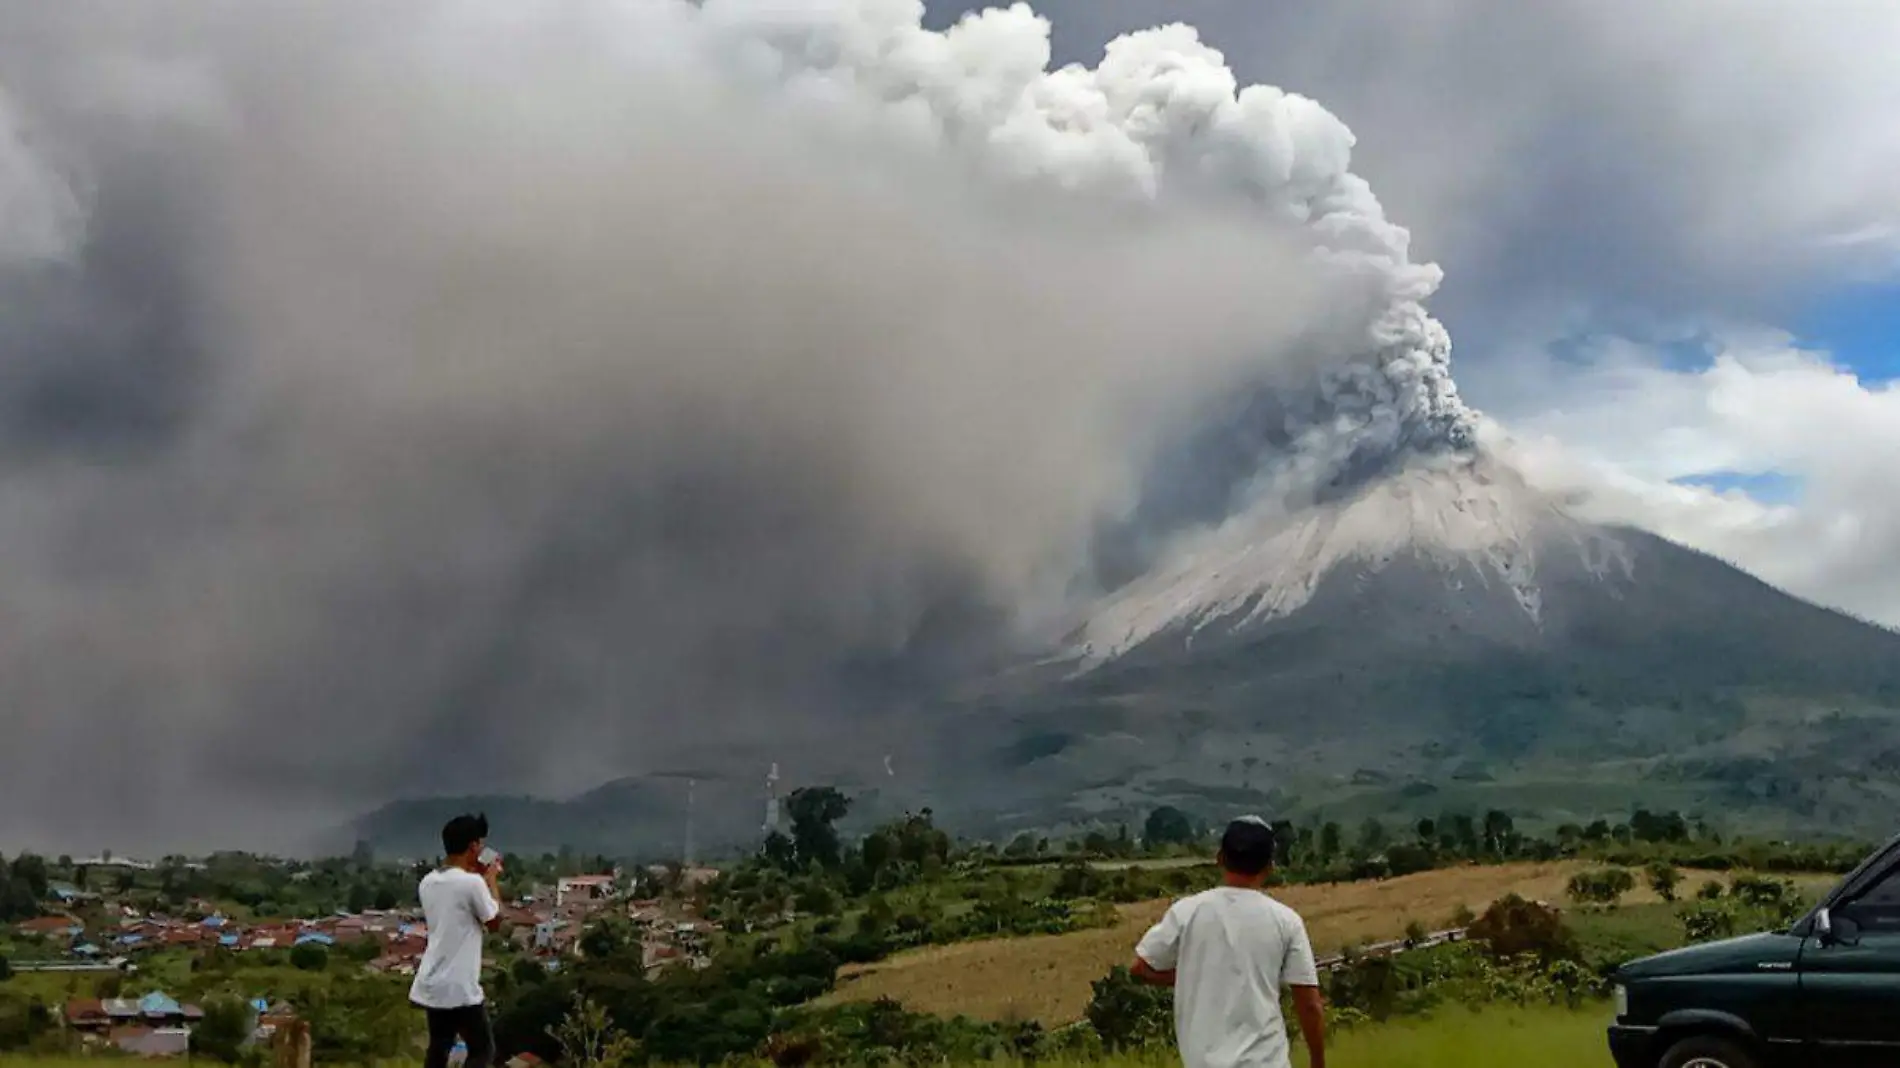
[{"x1": 1798, "y1": 857, "x2": 1900, "y2": 1066}]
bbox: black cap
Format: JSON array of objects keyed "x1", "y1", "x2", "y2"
[{"x1": 1220, "y1": 816, "x2": 1277, "y2": 875}]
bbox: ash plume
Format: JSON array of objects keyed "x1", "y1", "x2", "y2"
[{"x1": 0, "y1": 0, "x2": 1470, "y2": 851}]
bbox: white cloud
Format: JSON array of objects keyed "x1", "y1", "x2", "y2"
[{"x1": 1499, "y1": 332, "x2": 1900, "y2": 626}]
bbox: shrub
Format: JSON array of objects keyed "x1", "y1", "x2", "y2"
[
  {"x1": 1566, "y1": 868, "x2": 1636, "y2": 907},
  {"x1": 289, "y1": 942, "x2": 329, "y2": 971},
  {"x1": 1679, "y1": 901, "x2": 1737, "y2": 943},
  {"x1": 1467, "y1": 895, "x2": 1578, "y2": 964},
  {"x1": 1645, "y1": 862, "x2": 1681, "y2": 902},
  {"x1": 192, "y1": 997, "x2": 253, "y2": 1063},
  {"x1": 1084, "y1": 966, "x2": 1173, "y2": 1051},
  {"x1": 1696, "y1": 879, "x2": 1725, "y2": 901}
]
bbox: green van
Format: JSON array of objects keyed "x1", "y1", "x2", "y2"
[{"x1": 1608, "y1": 834, "x2": 1900, "y2": 1068}]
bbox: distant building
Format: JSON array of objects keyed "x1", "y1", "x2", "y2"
[
  {"x1": 16, "y1": 915, "x2": 83, "y2": 940},
  {"x1": 555, "y1": 874, "x2": 616, "y2": 909}
]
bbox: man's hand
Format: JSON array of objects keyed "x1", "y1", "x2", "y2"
[
  {"x1": 1130, "y1": 958, "x2": 1176, "y2": 987},
  {"x1": 481, "y1": 862, "x2": 505, "y2": 932},
  {"x1": 1291, "y1": 985, "x2": 1325, "y2": 1068}
]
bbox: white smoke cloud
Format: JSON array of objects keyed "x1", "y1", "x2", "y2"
[
  {"x1": 1495, "y1": 331, "x2": 1900, "y2": 629},
  {"x1": 0, "y1": 88, "x2": 84, "y2": 268},
  {"x1": 0, "y1": 0, "x2": 1464, "y2": 850}
]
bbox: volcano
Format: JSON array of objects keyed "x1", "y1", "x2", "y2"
[
  {"x1": 916, "y1": 452, "x2": 1900, "y2": 841},
  {"x1": 354, "y1": 452, "x2": 1900, "y2": 854}
]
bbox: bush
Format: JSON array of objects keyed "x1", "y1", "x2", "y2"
[
  {"x1": 289, "y1": 942, "x2": 330, "y2": 971},
  {"x1": 1084, "y1": 966, "x2": 1172, "y2": 1051},
  {"x1": 1645, "y1": 862, "x2": 1681, "y2": 903},
  {"x1": 771, "y1": 999, "x2": 1050, "y2": 1065},
  {"x1": 1566, "y1": 868, "x2": 1636, "y2": 907},
  {"x1": 1679, "y1": 901, "x2": 1737, "y2": 943},
  {"x1": 0, "y1": 990, "x2": 53, "y2": 1051},
  {"x1": 1467, "y1": 895, "x2": 1578, "y2": 964},
  {"x1": 1696, "y1": 879, "x2": 1725, "y2": 901},
  {"x1": 192, "y1": 997, "x2": 253, "y2": 1063}
]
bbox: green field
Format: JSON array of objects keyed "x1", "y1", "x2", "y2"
[
  {"x1": 1089, "y1": 1005, "x2": 1610, "y2": 1068},
  {"x1": 0, "y1": 1005, "x2": 1611, "y2": 1067}
]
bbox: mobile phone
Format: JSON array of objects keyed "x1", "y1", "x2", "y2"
[{"x1": 477, "y1": 847, "x2": 500, "y2": 869}]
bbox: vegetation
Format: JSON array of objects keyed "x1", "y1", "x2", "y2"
[
  {"x1": 1564, "y1": 867, "x2": 1636, "y2": 907},
  {"x1": 0, "y1": 794, "x2": 1853, "y2": 1065}
]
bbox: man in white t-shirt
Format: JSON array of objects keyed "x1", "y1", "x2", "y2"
[
  {"x1": 411, "y1": 813, "x2": 504, "y2": 1068},
  {"x1": 1133, "y1": 816, "x2": 1326, "y2": 1068}
]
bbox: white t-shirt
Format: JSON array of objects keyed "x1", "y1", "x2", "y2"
[
  {"x1": 1135, "y1": 887, "x2": 1320, "y2": 1068},
  {"x1": 409, "y1": 868, "x2": 500, "y2": 1009}
]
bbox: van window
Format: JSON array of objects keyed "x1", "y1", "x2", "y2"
[{"x1": 1840, "y1": 864, "x2": 1900, "y2": 932}]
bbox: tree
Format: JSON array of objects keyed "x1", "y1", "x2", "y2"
[
  {"x1": 1356, "y1": 817, "x2": 1388, "y2": 855},
  {"x1": 786, "y1": 787, "x2": 852, "y2": 871},
  {"x1": 1415, "y1": 818, "x2": 1437, "y2": 847},
  {"x1": 0, "y1": 874, "x2": 35, "y2": 924},
  {"x1": 1003, "y1": 833, "x2": 1041, "y2": 859},
  {"x1": 761, "y1": 831, "x2": 797, "y2": 872},
  {"x1": 1481, "y1": 810, "x2": 1516, "y2": 855},
  {"x1": 0, "y1": 954, "x2": 10, "y2": 983},
  {"x1": 1631, "y1": 809, "x2": 1689, "y2": 844},
  {"x1": 1646, "y1": 862, "x2": 1682, "y2": 903},
  {"x1": 192, "y1": 997, "x2": 253, "y2": 1062},
  {"x1": 580, "y1": 918, "x2": 632, "y2": 961},
  {"x1": 1317, "y1": 822, "x2": 1342, "y2": 860},
  {"x1": 1566, "y1": 867, "x2": 1636, "y2": 907},
  {"x1": 1270, "y1": 820, "x2": 1298, "y2": 866},
  {"x1": 1143, "y1": 807, "x2": 1197, "y2": 848},
  {"x1": 548, "y1": 993, "x2": 635, "y2": 1068},
  {"x1": 290, "y1": 942, "x2": 330, "y2": 971},
  {"x1": 1468, "y1": 894, "x2": 1578, "y2": 963},
  {"x1": 8, "y1": 855, "x2": 47, "y2": 901},
  {"x1": 1441, "y1": 813, "x2": 1479, "y2": 856}
]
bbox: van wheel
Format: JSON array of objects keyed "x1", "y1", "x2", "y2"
[{"x1": 1659, "y1": 1034, "x2": 1758, "y2": 1068}]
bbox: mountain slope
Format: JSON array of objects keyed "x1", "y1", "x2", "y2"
[
  {"x1": 353, "y1": 455, "x2": 1900, "y2": 853},
  {"x1": 935, "y1": 455, "x2": 1900, "y2": 839}
]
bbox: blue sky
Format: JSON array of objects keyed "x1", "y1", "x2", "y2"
[
  {"x1": 1795, "y1": 283, "x2": 1900, "y2": 382},
  {"x1": 1651, "y1": 284, "x2": 1895, "y2": 504}
]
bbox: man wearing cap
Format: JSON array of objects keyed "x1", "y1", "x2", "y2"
[{"x1": 1132, "y1": 816, "x2": 1326, "y2": 1068}]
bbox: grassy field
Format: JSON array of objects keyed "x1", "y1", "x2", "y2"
[
  {"x1": 0, "y1": 1006, "x2": 1611, "y2": 1068},
  {"x1": 1088, "y1": 1005, "x2": 1610, "y2": 1068},
  {"x1": 827, "y1": 862, "x2": 1829, "y2": 1024}
]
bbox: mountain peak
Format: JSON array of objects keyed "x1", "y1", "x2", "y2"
[{"x1": 1072, "y1": 453, "x2": 1632, "y2": 665}]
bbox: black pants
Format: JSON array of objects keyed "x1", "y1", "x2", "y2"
[{"x1": 420, "y1": 1002, "x2": 494, "y2": 1068}]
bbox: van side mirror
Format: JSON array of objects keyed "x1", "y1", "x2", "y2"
[{"x1": 1815, "y1": 907, "x2": 1833, "y2": 941}]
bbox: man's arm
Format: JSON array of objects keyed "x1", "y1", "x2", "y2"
[
  {"x1": 476, "y1": 868, "x2": 504, "y2": 933},
  {"x1": 1130, "y1": 957, "x2": 1176, "y2": 986},
  {"x1": 1290, "y1": 985, "x2": 1325, "y2": 1068},
  {"x1": 1132, "y1": 904, "x2": 1182, "y2": 987}
]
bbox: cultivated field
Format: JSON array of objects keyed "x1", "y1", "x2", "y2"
[{"x1": 827, "y1": 862, "x2": 1830, "y2": 1024}]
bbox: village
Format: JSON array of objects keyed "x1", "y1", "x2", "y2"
[{"x1": 8, "y1": 863, "x2": 724, "y2": 1059}]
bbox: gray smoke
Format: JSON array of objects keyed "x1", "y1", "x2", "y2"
[{"x1": 0, "y1": 0, "x2": 1469, "y2": 851}]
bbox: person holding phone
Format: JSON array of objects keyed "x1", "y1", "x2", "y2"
[{"x1": 411, "y1": 813, "x2": 504, "y2": 1068}]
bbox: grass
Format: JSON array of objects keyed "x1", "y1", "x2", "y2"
[
  {"x1": 0, "y1": 1006, "x2": 1613, "y2": 1068},
  {"x1": 827, "y1": 862, "x2": 1829, "y2": 1024}
]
